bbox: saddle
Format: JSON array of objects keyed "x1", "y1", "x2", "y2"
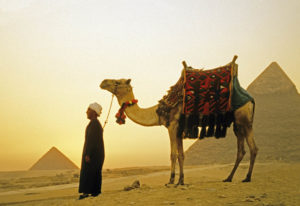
[
  {"x1": 179, "y1": 64, "x2": 234, "y2": 139},
  {"x1": 157, "y1": 57, "x2": 237, "y2": 139}
]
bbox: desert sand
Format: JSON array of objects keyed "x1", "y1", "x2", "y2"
[{"x1": 0, "y1": 161, "x2": 299, "y2": 206}]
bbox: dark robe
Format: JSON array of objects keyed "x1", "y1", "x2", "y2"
[{"x1": 79, "y1": 119, "x2": 105, "y2": 195}]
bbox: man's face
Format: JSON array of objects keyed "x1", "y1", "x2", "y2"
[{"x1": 86, "y1": 108, "x2": 96, "y2": 119}]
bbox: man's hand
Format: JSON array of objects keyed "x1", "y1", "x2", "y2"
[{"x1": 85, "y1": 155, "x2": 90, "y2": 163}]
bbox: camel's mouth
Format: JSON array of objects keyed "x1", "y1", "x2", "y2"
[{"x1": 100, "y1": 80, "x2": 109, "y2": 90}]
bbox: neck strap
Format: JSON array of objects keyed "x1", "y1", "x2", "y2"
[{"x1": 115, "y1": 99, "x2": 138, "y2": 124}]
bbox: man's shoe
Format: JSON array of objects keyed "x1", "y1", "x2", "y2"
[
  {"x1": 78, "y1": 194, "x2": 89, "y2": 200},
  {"x1": 91, "y1": 193, "x2": 100, "y2": 197}
]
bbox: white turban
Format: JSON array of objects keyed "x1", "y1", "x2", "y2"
[{"x1": 88, "y1": 102, "x2": 102, "y2": 116}]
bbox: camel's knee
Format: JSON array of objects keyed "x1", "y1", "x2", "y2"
[
  {"x1": 237, "y1": 149, "x2": 246, "y2": 160},
  {"x1": 178, "y1": 153, "x2": 184, "y2": 161},
  {"x1": 246, "y1": 135, "x2": 258, "y2": 157},
  {"x1": 170, "y1": 154, "x2": 177, "y2": 162},
  {"x1": 251, "y1": 146, "x2": 258, "y2": 157},
  {"x1": 241, "y1": 149, "x2": 246, "y2": 156}
]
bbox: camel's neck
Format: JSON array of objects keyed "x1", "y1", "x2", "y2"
[{"x1": 116, "y1": 91, "x2": 160, "y2": 126}]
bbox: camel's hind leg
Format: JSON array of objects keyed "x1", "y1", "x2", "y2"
[
  {"x1": 224, "y1": 101, "x2": 258, "y2": 182},
  {"x1": 243, "y1": 128, "x2": 258, "y2": 182},
  {"x1": 223, "y1": 134, "x2": 246, "y2": 182}
]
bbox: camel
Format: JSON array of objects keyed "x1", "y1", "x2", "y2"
[{"x1": 100, "y1": 56, "x2": 258, "y2": 185}]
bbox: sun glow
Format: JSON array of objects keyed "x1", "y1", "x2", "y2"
[{"x1": 0, "y1": 0, "x2": 299, "y2": 171}]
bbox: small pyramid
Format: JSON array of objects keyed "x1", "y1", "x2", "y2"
[
  {"x1": 29, "y1": 147, "x2": 79, "y2": 170},
  {"x1": 247, "y1": 62, "x2": 298, "y2": 95}
]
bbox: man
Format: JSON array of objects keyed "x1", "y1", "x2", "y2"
[{"x1": 79, "y1": 102, "x2": 105, "y2": 200}]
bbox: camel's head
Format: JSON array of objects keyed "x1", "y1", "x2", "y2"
[{"x1": 100, "y1": 79, "x2": 132, "y2": 97}]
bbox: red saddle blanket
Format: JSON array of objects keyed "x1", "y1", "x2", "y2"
[
  {"x1": 183, "y1": 65, "x2": 233, "y2": 115},
  {"x1": 157, "y1": 63, "x2": 235, "y2": 139}
]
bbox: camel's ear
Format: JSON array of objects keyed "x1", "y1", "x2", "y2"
[{"x1": 126, "y1": 79, "x2": 131, "y2": 84}]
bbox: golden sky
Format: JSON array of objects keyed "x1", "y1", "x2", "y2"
[{"x1": 0, "y1": 0, "x2": 299, "y2": 171}]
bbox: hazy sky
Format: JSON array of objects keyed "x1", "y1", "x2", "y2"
[{"x1": 0, "y1": 0, "x2": 299, "y2": 171}]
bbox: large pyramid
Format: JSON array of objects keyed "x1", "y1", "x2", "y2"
[
  {"x1": 247, "y1": 62, "x2": 298, "y2": 96},
  {"x1": 185, "y1": 62, "x2": 300, "y2": 165},
  {"x1": 29, "y1": 147, "x2": 79, "y2": 170}
]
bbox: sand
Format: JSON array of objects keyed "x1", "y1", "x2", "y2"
[{"x1": 0, "y1": 162, "x2": 299, "y2": 206}]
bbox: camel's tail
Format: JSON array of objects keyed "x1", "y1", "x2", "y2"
[{"x1": 251, "y1": 99, "x2": 255, "y2": 124}]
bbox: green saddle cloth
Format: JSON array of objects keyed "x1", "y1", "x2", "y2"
[{"x1": 231, "y1": 76, "x2": 254, "y2": 110}]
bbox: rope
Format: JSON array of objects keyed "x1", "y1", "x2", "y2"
[{"x1": 103, "y1": 94, "x2": 114, "y2": 129}]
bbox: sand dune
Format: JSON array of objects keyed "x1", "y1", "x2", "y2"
[{"x1": 0, "y1": 162, "x2": 299, "y2": 205}]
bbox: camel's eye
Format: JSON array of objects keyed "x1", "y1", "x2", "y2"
[{"x1": 114, "y1": 82, "x2": 120, "y2": 86}]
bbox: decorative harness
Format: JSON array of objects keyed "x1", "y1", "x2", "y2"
[
  {"x1": 115, "y1": 99, "x2": 138, "y2": 124},
  {"x1": 102, "y1": 81, "x2": 138, "y2": 127}
]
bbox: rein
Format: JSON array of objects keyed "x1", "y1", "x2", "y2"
[{"x1": 102, "y1": 94, "x2": 115, "y2": 129}]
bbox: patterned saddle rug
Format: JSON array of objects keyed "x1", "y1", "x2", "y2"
[
  {"x1": 184, "y1": 65, "x2": 233, "y2": 115},
  {"x1": 180, "y1": 65, "x2": 234, "y2": 139},
  {"x1": 157, "y1": 63, "x2": 235, "y2": 139}
]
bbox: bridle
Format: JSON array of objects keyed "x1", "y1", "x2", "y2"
[{"x1": 102, "y1": 83, "x2": 135, "y2": 128}]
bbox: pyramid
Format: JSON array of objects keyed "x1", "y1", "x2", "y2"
[
  {"x1": 247, "y1": 62, "x2": 298, "y2": 96},
  {"x1": 185, "y1": 62, "x2": 300, "y2": 165},
  {"x1": 29, "y1": 147, "x2": 79, "y2": 170}
]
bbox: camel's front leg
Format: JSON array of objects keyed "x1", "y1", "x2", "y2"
[
  {"x1": 166, "y1": 127, "x2": 178, "y2": 185},
  {"x1": 176, "y1": 136, "x2": 184, "y2": 185}
]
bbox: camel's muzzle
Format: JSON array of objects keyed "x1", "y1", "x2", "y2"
[{"x1": 100, "y1": 80, "x2": 108, "y2": 89}]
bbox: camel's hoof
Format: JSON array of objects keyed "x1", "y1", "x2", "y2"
[
  {"x1": 175, "y1": 182, "x2": 184, "y2": 187},
  {"x1": 223, "y1": 178, "x2": 232, "y2": 182},
  {"x1": 165, "y1": 183, "x2": 175, "y2": 188},
  {"x1": 242, "y1": 175, "x2": 251, "y2": 182},
  {"x1": 165, "y1": 181, "x2": 174, "y2": 187},
  {"x1": 175, "y1": 183, "x2": 189, "y2": 189},
  {"x1": 242, "y1": 178, "x2": 251, "y2": 182},
  {"x1": 167, "y1": 178, "x2": 174, "y2": 185}
]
